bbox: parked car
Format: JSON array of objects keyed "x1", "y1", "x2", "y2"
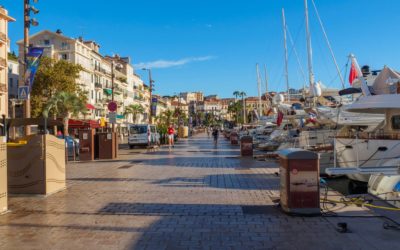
[{"x1": 128, "y1": 124, "x2": 160, "y2": 149}]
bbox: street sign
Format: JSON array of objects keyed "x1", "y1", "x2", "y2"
[
  {"x1": 108, "y1": 101, "x2": 117, "y2": 112},
  {"x1": 109, "y1": 112, "x2": 117, "y2": 124},
  {"x1": 18, "y1": 86, "x2": 29, "y2": 100}
]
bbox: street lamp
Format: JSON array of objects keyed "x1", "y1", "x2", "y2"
[
  {"x1": 23, "y1": 0, "x2": 40, "y2": 135},
  {"x1": 142, "y1": 68, "x2": 155, "y2": 124}
]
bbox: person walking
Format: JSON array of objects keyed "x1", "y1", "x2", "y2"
[
  {"x1": 167, "y1": 124, "x2": 175, "y2": 149},
  {"x1": 206, "y1": 126, "x2": 210, "y2": 138},
  {"x1": 212, "y1": 127, "x2": 219, "y2": 146}
]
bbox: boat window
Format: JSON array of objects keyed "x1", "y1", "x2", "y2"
[
  {"x1": 129, "y1": 125, "x2": 148, "y2": 134},
  {"x1": 391, "y1": 115, "x2": 400, "y2": 130}
]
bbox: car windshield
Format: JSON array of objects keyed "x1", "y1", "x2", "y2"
[{"x1": 130, "y1": 125, "x2": 148, "y2": 134}]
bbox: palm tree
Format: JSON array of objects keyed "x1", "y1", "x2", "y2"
[
  {"x1": 239, "y1": 91, "x2": 247, "y2": 124},
  {"x1": 43, "y1": 91, "x2": 86, "y2": 136},
  {"x1": 233, "y1": 91, "x2": 240, "y2": 101},
  {"x1": 124, "y1": 104, "x2": 145, "y2": 124}
]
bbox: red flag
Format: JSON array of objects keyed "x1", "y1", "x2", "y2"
[
  {"x1": 349, "y1": 62, "x2": 358, "y2": 85},
  {"x1": 277, "y1": 111, "x2": 284, "y2": 126}
]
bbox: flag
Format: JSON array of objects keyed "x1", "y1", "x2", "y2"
[
  {"x1": 349, "y1": 62, "x2": 358, "y2": 85},
  {"x1": 276, "y1": 111, "x2": 284, "y2": 126},
  {"x1": 24, "y1": 47, "x2": 44, "y2": 91}
]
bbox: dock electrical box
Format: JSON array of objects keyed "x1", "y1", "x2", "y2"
[{"x1": 279, "y1": 148, "x2": 320, "y2": 215}]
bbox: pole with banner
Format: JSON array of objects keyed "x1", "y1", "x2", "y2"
[
  {"x1": 151, "y1": 97, "x2": 157, "y2": 118},
  {"x1": 23, "y1": 47, "x2": 44, "y2": 135}
]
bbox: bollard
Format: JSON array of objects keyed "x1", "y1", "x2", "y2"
[
  {"x1": 240, "y1": 136, "x2": 253, "y2": 157},
  {"x1": 230, "y1": 132, "x2": 238, "y2": 145},
  {"x1": 278, "y1": 148, "x2": 320, "y2": 215}
]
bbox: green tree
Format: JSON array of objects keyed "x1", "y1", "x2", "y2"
[
  {"x1": 43, "y1": 92, "x2": 87, "y2": 136},
  {"x1": 31, "y1": 57, "x2": 86, "y2": 117},
  {"x1": 233, "y1": 91, "x2": 240, "y2": 101},
  {"x1": 124, "y1": 104, "x2": 145, "y2": 123},
  {"x1": 228, "y1": 101, "x2": 242, "y2": 124},
  {"x1": 239, "y1": 91, "x2": 247, "y2": 123}
]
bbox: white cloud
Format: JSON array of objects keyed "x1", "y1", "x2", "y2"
[{"x1": 134, "y1": 56, "x2": 216, "y2": 69}]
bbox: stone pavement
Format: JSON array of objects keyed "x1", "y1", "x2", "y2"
[{"x1": 0, "y1": 133, "x2": 399, "y2": 250}]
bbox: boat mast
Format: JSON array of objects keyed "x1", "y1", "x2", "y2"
[
  {"x1": 256, "y1": 63, "x2": 262, "y2": 118},
  {"x1": 264, "y1": 64, "x2": 268, "y2": 94},
  {"x1": 282, "y1": 8, "x2": 290, "y2": 103},
  {"x1": 305, "y1": 0, "x2": 315, "y2": 93}
]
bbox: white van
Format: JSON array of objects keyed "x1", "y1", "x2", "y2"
[{"x1": 128, "y1": 124, "x2": 160, "y2": 149}]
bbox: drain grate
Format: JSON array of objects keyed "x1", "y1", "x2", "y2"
[{"x1": 241, "y1": 205, "x2": 280, "y2": 215}]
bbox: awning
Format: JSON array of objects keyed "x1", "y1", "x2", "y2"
[
  {"x1": 86, "y1": 103, "x2": 95, "y2": 110},
  {"x1": 68, "y1": 119, "x2": 100, "y2": 129},
  {"x1": 117, "y1": 114, "x2": 125, "y2": 119},
  {"x1": 104, "y1": 89, "x2": 112, "y2": 95}
]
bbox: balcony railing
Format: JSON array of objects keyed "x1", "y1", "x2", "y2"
[
  {"x1": 0, "y1": 84, "x2": 7, "y2": 92},
  {"x1": 0, "y1": 32, "x2": 6, "y2": 43},
  {"x1": 95, "y1": 82, "x2": 102, "y2": 89},
  {"x1": 0, "y1": 58, "x2": 6, "y2": 68}
]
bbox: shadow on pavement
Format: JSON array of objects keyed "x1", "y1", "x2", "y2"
[{"x1": 151, "y1": 173, "x2": 279, "y2": 190}]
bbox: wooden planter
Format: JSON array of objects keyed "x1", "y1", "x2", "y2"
[{"x1": 8, "y1": 135, "x2": 66, "y2": 195}]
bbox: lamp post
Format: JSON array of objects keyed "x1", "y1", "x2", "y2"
[
  {"x1": 23, "y1": 0, "x2": 39, "y2": 135},
  {"x1": 111, "y1": 60, "x2": 115, "y2": 132},
  {"x1": 142, "y1": 68, "x2": 154, "y2": 124}
]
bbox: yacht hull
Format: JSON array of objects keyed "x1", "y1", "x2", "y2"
[{"x1": 335, "y1": 138, "x2": 400, "y2": 182}]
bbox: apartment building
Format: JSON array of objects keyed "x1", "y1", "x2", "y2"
[
  {"x1": 0, "y1": 7, "x2": 15, "y2": 117},
  {"x1": 16, "y1": 29, "x2": 150, "y2": 125},
  {"x1": 181, "y1": 91, "x2": 204, "y2": 103},
  {"x1": 245, "y1": 96, "x2": 270, "y2": 116},
  {"x1": 7, "y1": 53, "x2": 18, "y2": 99}
]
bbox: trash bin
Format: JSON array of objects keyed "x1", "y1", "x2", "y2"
[
  {"x1": 79, "y1": 129, "x2": 95, "y2": 161},
  {"x1": 279, "y1": 148, "x2": 320, "y2": 215},
  {"x1": 178, "y1": 126, "x2": 189, "y2": 138},
  {"x1": 230, "y1": 132, "x2": 238, "y2": 145},
  {"x1": 240, "y1": 136, "x2": 253, "y2": 157},
  {"x1": 97, "y1": 132, "x2": 116, "y2": 159}
]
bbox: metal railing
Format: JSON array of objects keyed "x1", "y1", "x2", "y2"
[{"x1": 336, "y1": 131, "x2": 400, "y2": 140}]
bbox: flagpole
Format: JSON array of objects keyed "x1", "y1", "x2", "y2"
[{"x1": 282, "y1": 8, "x2": 290, "y2": 103}]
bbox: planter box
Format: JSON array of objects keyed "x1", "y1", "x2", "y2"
[
  {"x1": 8, "y1": 135, "x2": 66, "y2": 195},
  {"x1": 0, "y1": 138, "x2": 7, "y2": 214}
]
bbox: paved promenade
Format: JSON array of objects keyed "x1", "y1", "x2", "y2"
[{"x1": 0, "y1": 134, "x2": 399, "y2": 249}]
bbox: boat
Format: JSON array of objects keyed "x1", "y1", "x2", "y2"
[{"x1": 335, "y1": 64, "x2": 400, "y2": 183}]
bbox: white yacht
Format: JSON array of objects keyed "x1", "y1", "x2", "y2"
[{"x1": 335, "y1": 66, "x2": 400, "y2": 183}]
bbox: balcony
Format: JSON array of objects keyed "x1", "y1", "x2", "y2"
[
  {"x1": 0, "y1": 58, "x2": 6, "y2": 68},
  {"x1": 0, "y1": 32, "x2": 6, "y2": 44},
  {"x1": 94, "y1": 82, "x2": 102, "y2": 90},
  {"x1": 114, "y1": 87, "x2": 123, "y2": 95},
  {"x1": 0, "y1": 84, "x2": 7, "y2": 93}
]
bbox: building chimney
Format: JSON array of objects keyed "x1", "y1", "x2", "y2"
[{"x1": 56, "y1": 29, "x2": 63, "y2": 35}]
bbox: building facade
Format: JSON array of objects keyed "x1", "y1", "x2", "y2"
[
  {"x1": 16, "y1": 30, "x2": 150, "y2": 127},
  {"x1": 0, "y1": 7, "x2": 15, "y2": 117}
]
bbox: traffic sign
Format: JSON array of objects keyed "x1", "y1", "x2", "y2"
[
  {"x1": 18, "y1": 86, "x2": 29, "y2": 100},
  {"x1": 108, "y1": 101, "x2": 117, "y2": 112},
  {"x1": 109, "y1": 112, "x2": 117, "y2": 124}
]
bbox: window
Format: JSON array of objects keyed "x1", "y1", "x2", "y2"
[
  {"x1": 91, "y1": 90, "x2": 94, "y2": 99},
  {"x1": 61, "y1": 42, "x2": 68, "y2": 49},
  {"x1": 44, "y1": 39, "x2": 50, "y2": 45},
  {"x1": 392, "y1": 115, "x2": 400, "y2": 130},
  {"x1": 9, "y1": 78, "x2": 13, "y2": 88},
  {"x1": 60, "y1": 53, "x2": 68, "y2": 60},
  {"x1": 129, "y1": 125, "x2": 147, "y2": 134}
]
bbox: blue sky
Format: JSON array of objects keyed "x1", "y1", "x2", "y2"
[{"x1": 3, "y1": 0, "x2": 400, "y2": 97}]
